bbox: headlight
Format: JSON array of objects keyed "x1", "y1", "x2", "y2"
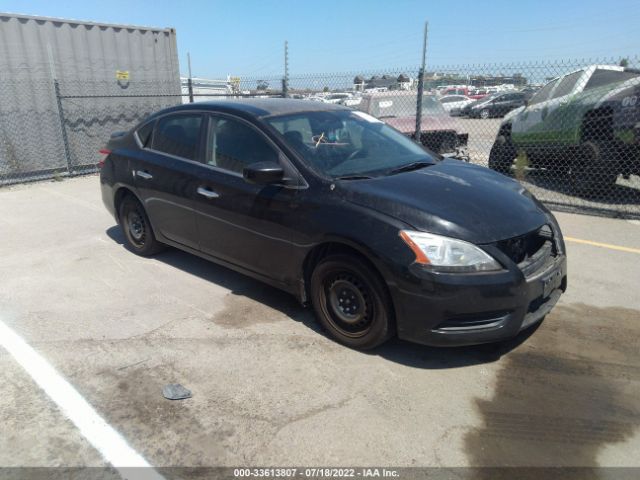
[{"x1": 399, "y1": 230, "x2": 502, "y2": 272}]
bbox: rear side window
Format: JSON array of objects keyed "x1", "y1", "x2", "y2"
[
  {"x1": 552, "y1": 70, "x2": 584, "y2": 98},
  {"x1": 136, "y1": 121, "x2": 154, "y2": 147},
  {"x1": 585, "y1": 69, "x2": 640, "y2": 90},
  {"x1": 153, "y1": 114, "x2": 203, "y2": 160}
]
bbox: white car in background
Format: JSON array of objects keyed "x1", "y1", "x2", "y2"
[
  {"x1": 325, "y1": 92, "x2": 352, "y2": 104},
  {"x1": 439, "y1": 95, "x2": 474, "y2": 116},
  {"x1": 342, "y1": 95, "x2": 363, "y2": 107}
]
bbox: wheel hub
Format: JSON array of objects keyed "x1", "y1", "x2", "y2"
[
  {"x1": 328, "y1": 279, "x2": 367, "y2": 325},
  {"x1": 128, "y1": 212, "x2": 144, "y2": 241}
]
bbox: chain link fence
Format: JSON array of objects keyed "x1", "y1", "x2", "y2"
[{"x1": 1, "y1": 57, "x2": 639, "y2": 218}]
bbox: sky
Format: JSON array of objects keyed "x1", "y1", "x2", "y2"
[{"x1": 1, "y1": 0, "x2": 639, "y2": 79}]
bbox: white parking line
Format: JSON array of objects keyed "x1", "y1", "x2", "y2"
[{"x1": 0, "y1": 318, "x2": 164, "y2": 480}]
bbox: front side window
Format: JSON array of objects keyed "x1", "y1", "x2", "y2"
[
  {"x1": 153, "y1": 114, "x2": 203, "y2": 160},
  {"x1": 267, "y1": 110, "x2": 437, "y2": 179},
  {"x1": 529, "y1": 78, "x2": 560, "y2": 105},
  {"x1": 207, "y1": 116, "x2": 279, "y2": 174}
]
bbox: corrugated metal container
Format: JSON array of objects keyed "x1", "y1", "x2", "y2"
[{"x1": 0, "y1": 13, "x2": 182, "y2": 184}]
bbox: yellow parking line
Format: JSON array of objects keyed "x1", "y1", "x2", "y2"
[{"x1": 564, "y1": 236, "x2": 640, "y2": 255}]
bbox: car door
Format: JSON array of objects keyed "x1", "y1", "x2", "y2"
[
  {"x1": 495, "y1": 93, "x2": 521, "y2": 116},
  {"x1": 191, "y1": 113, "x2": 303, "y2": 284},
  {"x1": 511, "y1": 77, "x2": 561, "y2": 145},
  {"x1": 535, "y1": 69, "x2": 585, "y2": 144},
  {"x1": 131, "y1": 112, "x2": 204, "y2": 250}
]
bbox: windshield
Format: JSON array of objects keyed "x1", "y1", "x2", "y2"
[
  {"x1": 266, "y1": 110, "x2": 437, "y2": 178},
  {"x1": 366, "y1": 95, "x2": 445, "y2": 118}
]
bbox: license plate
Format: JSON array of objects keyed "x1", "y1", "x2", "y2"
[{"x1": 542, "y1": 267, "x2": 563, "y2": 298}]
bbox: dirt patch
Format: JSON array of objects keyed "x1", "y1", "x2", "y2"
[
  {"x1": 212, "y1": 289, "x2": 313, "y2": 330},
  {"x1": 96, "y1": 364, "x2": 239, "y2": 466},
  {"x1": 464, "y1": 303, "x2": 640, "y2": 472}
]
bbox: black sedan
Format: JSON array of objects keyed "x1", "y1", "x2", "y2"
[
  {"x1": 462, "y1": 91, "x2": 530, "y2": 119},
  {"x1": 100, "y1": 99, "x2": 567, "y2": 350}
]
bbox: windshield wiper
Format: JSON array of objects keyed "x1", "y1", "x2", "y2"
[
  {"x1": 387, "y1": 161, "x2": 434, "y2": 175},
  {"x1": 335, "y1": 174, "x2": 373, "y2": 180}
]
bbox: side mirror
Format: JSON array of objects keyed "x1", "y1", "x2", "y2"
[{"x1": 243, "y1": 161, "x2": 285, "y2": 185}]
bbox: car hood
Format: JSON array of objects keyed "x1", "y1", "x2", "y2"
[
  {"x1": 503, "y1": 105, "x2": 525, "y2": 122},
  {"x1": 339, "y1": 159, "x2": 549, "y2": 244}
]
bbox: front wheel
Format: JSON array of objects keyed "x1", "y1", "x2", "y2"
[
  {"x1": 480, "y1": 109, "x2": 490, "y2": 119},
  {"x1": 488, "y1": 135, "x2": 516, "y2": 175},
  {"x1": 310, "y1": 254, "x2": 394, "y2": 350}
]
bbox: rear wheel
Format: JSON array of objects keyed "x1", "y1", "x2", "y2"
[
  {"x1": 480, "y1": 109, "x2": 490, "y2": 119},
  {"x1": 568, "y1": 140, "x2": 619, "y2": 196},
  {"x1": 488, "y1": 134, "x2": 516, "y2": 175},
  {"x1": 118, "y1": 195, "x2": 165, "y2": 256},
  {"x1": 310, "y1": 254, "x2": 394, "y2": 350}
]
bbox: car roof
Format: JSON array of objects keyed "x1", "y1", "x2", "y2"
[{"x1": 151, "y1": 98, "x2": 350, "y2": 119}]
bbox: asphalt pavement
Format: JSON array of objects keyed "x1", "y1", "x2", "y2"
[{"x1": 0, "y1": 176, "x2": 639, "y2": 471}]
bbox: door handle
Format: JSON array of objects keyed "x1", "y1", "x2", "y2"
[
  {"x1": 197, "y1": 186, "x2": 220, "y2": 199},
  {"x1": 135, "y1": 170, "x2": 153, "y2": 180}
]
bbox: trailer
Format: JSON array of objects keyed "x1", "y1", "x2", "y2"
[{"x1": 0, "y1": 12, "x2": 181, "y2": 184}]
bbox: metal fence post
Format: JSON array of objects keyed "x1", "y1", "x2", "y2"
[
  {"x1": 188, "y1": 77, "x2": 194, "y2": 103},
  {"x1": 187, "y1": 52, "x2": 194, "y2": 103},
  {"x1": 283, "y1": 40, "x2": 289, "y2": 98},
  {"x1": 414, "y1": 21, "x2": 428, "y2": 142},
  {"x1": 414, "y1": 68, "x2": 425, "y2": 141},
  {"x1": 53, "y1": 79, "x2": 73, "y2": 175}
]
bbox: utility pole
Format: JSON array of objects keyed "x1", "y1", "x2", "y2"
[
  {"x1": 187, "y1": 52, "x2": 194, "y2": 103},
  {"x1": 283, "y1": 40, "x2": 289, "y2": 98},
  {"x1": 414, "y1": 21, "x2": 428, "y2": 141}
]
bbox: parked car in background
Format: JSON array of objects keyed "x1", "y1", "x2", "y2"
[
  {"x1": 99, "y1": 99, "x2": 566, "y2": 349},
  {"x1": 440, "y1": 86, "x2": 471, "y2": 96},
  {"x1": 357, "y1": 91, "x2": 468, "y2": 156},
  {"x1": 468, "y1": 89, "x2": 490, "y2": 100},
  {"x1": 489, "y1": 65, "x2": 640, "y2": 193},
  {"x1": 465, "y1": 91, "x2": 530, "y2": 119},
  {"x1": 342, "y1": 95, "x2": 363, "y2": 107},
  {"x1": 325, "y1": 93, "x2": 353, "y2": 104},
  {"x1": 439, "y1": 95, "x2": 475, "y2": 116}
]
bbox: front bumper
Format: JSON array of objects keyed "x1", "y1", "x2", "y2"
[{"x1": 390, "y1": 254, "x2": 567, "y2": 347}]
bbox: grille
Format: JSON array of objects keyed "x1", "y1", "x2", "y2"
[
  {"x1": 496, "y1": 225, "x2": 556, "y2": 270},
  {"x1": 419, "y1": 130, "x2": 461, "y2": 154}
]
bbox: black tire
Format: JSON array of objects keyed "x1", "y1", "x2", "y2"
[
  {"x1": 568, "y1": 140, "x2": 619, "y2": 196},
  {"x1": 310, "y1": 254, "x2": 394, "y2": 350},
  {"x1": 118, "y1": 195, "x2": 165, "y2": 256},
  {"x1": 488, "y1": 135, "x2": 516, "y2": 175}
]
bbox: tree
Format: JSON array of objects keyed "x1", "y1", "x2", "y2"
[
  {"x1": 256, "y1": 80, "x2": 269, "y2": 91},
  {"x1": 619, "y1": 58, "x2": 629, "y2": 67},
  {"x1": 323, "y1": 86, "x2": 329, "y2": 92}
]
